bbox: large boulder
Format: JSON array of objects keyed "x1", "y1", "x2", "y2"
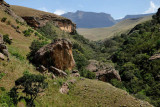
[
  {"x1": 34, "y1": 39, "x2": 75, "y2": 71},
  {"x1": 86, "y1": 60, "x2": 121, "y2": 82}
]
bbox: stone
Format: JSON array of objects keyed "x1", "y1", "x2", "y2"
[
  {"x1": 52, "y1": 74, "x2": 56, "y2": 79},
  {"x1": 72, "y1": 70, "x2": 79, "y2": 73},
  {"x1": 71, "y1": 73, "x2": 80, "y2": 77},
  {"x1": 49, "y1": 66, "x2": 67, "y2": 77},
  {"x1": 86, "y1": 60, "x2": 121, "y2": 82},
  {"x1": 0, "y1": 53, "x2": 5, "y2": 60},
  {"x1": 37, "y1": 65, "x2": 47, "y2": 73},
  {"x1": 34, "y1": 39, "x2": 75, "y2": 71},
  {"x1": 149, "y1": 53, "x2": 160, "y2": 60},
  {"x1": 59, "y1": 82, "x2": 69, "y2": 94},
  {"x1": 67, "y1": 79, "x2": 76, "y2": 84}
]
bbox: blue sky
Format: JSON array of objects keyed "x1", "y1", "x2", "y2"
[{"x1": 5, "y1": 0, "x2": 160, "y2": 19}]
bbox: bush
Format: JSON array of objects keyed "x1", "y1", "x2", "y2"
[
  {"x1": 3, "y1": 34, "x2": 12, "y2": 44},
  {"x1": 80, "y1": 69, "x2": 96, "y2": 79},
  {"x1": 110, "y1": 79, "x2": 125, "y2": 89},
  {"x1": 27, "y1": 40, "x2": 48, "y2": 63},
  {"x1": 11, "y1": 52, "x2": 24, "y2": 61},
  {"x1": 1, "y1": 17, "x2": 7, "y2": 22},
  {"x1": 23, "y1": 28, "x2": 34, "y2": 37}
]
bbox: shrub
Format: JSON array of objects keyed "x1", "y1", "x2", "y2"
[
  {"x1": 110, "y1": 79, "x2": 125, "y2": 89},
  {"x1": 3, "y1": 34, "x2": 12, "y2": 44},
  {"x1": 27, "y1": 40, "x2": 48, "y2": 63},
  {"x1": 1, "y1": 17, "x2": 7, "y2": 22},
  {"x1": 80, "y1": 69, "x2": 96, "y2": 79},
  {"x1": 23, "y1": 28, "x2": 34, "y2": 37}
]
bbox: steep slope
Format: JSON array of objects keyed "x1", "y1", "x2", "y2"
[
  {"x1": 11, "y1": 5, "x2": 76, "y2": 34},
  {"x1": 0, "y1": 1, "x2": 153, "y2": 107},
  {"x1": 78, "y1": 15, "x2": 152, "y2": 41},
  {"x1": 62, "y1": 10, "x2": 116, "y2": 28}
]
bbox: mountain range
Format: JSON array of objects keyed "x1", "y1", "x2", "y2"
[{"x1": 62, "y1": 11, "x2": 154, "y2": 28}]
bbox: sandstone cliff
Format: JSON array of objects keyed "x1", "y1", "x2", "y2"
[
  {"x1": 11, "y1": 6, "x2": 76, "y2": 34},
  {"x1": 34, "y1": 39, "x2": 75, "y2": 71}
]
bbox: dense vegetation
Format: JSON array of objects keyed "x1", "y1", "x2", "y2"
[{"x1": 94, "y1": 9, "x2": 160, "y2": 106}]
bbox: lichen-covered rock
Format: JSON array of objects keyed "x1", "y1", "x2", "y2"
[
  {"x1": 0, "y1": 34, "x2": 9, "y2": 60},
  {"x1": 49, "y1": 66, "x2": 67, "y2": 77},
  {"x1": 86, "y1": 60, "x2": 121, "y2": 82},
  {"x1": 34, "y1": 39, "x2": 75, "y2": 71}
]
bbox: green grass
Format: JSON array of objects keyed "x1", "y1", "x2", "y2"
[{"x1": 77, "y1": 16, "x2": 152, "y2": 41}]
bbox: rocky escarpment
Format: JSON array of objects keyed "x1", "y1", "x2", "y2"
[
  {"x1": 11, "y1": 6, "x2": 76, "y2": 34},
  {"x1": 0, "y1": 0, "x2": 24, "y2": 22},
  {"x1": 86, "y1": 60, "x2": 121, "y2": 82},
  {"x1": 22, "y1": 15, "x2": 76, "y2": 34},
  {"x1": 34, "y1": 39, "x2": 75, "y2": 71},
  {"x1": 0, "y1": 34, "x2": 9, "y2": 60}
]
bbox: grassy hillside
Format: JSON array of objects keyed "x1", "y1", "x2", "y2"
[
  {"x1": 77, "y1": 15, "x2": 152, "y2": 41},
  {"x1": 11, "y1": 5, "x2": 65, "y2": 19},
  {"x1": 0, "y1": 5, "x2": 153, "y2": 107}
]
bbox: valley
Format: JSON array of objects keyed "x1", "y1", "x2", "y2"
[{"x1": 0, "y1": 0, "x2": 160, "y2": 107}]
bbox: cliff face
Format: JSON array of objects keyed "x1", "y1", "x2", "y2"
[
  {"x1": 11, "y1": 6, "x2": 76, "y2": 34},
  {"x1": 22, "y1": 15, "x2": 76, "y2": 34},
  {"x1": 34, "y1": 39, "x2": 75, "y2": 71}
]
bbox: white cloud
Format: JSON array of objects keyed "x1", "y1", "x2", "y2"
[
  {"x1": 54, "y1": 9, "x2": 66, "y2": 15},
  {"x1": 144, "y1": 1, "x2": 159, "y2": 14},
  {"x1": 38, "y1": 7, "x2": 48, "y2": 12}
]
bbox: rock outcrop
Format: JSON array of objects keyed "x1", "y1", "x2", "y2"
[
  {"x1": 34, "y1": 39, "x2": 75, "y2": 71},
  {"x1": 0, "y1": 34, "x2": 9, "y2": 60},
  {"x1": 49, "y1": 66, "x2": 67, "y2": 77},
  {"x1": 0, "y1": 0, "x2": 24, "y2": 22},
  {"x1": 149, "y1": 53, "x2": 160, "y2": 60},
  {"x1": 86, "y1": 60, "x2": 121, "y2": 82},
  {"x1": 11, "y1": 6, "x2": 76, "y2": 34}
]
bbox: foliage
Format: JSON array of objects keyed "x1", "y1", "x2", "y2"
[
  {"x1": 0, "y1": 73, "x2": 5, "y2": 80},
  {"x1": 23, "y1": 28, "x2": 34, "y2": 37},
  {"x1": 109, "y1": 9, "x2": 160, "y2": 106},
  {"x1": 73, "y1": 50, "x2": 88, "y2": 70},
  {"x1": 11, "y1": 73, "x2": 48, "y2": 106},
  {"x1": 27, "y1": 40, "x2": 48, "y2": 63},
  {"x1": 1, "y1": 17, "x2": 7, "y2": 22},
  {"x1": 80, "y1": 69, "x2": 96, "y2": 79},
  {"x1": 3, "y1": 34, "x2": 12, "y2": 44}
]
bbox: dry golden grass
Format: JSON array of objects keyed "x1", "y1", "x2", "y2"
[
  {"x1": 77, "y1": 16, "x2": 152, "y2": 41},
  {"x1": 11, "y1": 5, "x2": 65, "y2": 19}
]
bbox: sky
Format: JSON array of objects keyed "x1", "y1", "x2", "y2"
[{"x1": 5, "y1": 0, "x2": 160, "y2": 19}]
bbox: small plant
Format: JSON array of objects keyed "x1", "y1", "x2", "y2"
[
  {"x1": 23, "y1": 28, "x2": 34, "y2": 37},
  {"x1": 0, "y1": 73, "x2": 5, "y2": 80},
  {"x1": 7, "y1": 20, "x2": 11, "y2": 25},
  {"x1": 1, "y1": 17, "x2": 7, "y2": 22},
  {"x1": 17, "y1": 26, "x2": 19, "y2": 29},
  {"x1": 80, "y1": 69, "x2": 96, "y2": 79},
  {"x1": 3, "y1": 34, "x2": 12, "y2": 44}
]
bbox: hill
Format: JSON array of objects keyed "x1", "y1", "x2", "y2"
[
  {"x1": 116, "y1": 13, "x2": 154, "y2": 22},
  {"x1": 62, "y1": 10, "x2": 116, "y2": 28},
  {"x1": 0, "y1": 1, "x2": 153, "y2": 107},
  {"x1": 77, "y1": 15, "x2": 152, "y2": 41}
]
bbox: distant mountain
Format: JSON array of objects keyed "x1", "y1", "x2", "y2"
[
  {"x1": 62, "y1": 10, "x2": 116, "y2": 28},
  {"x1": 116, "y1": 13, "x2": 154, "y2": 22}
]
